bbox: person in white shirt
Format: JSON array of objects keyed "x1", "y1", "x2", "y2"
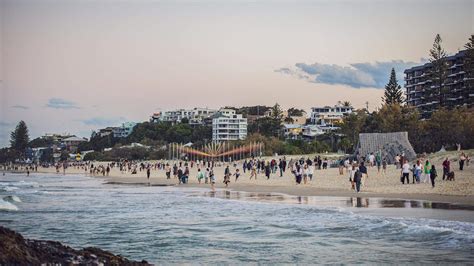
[
  {"x1": 369, "y1": 153, "x2": 375, "y2": 167},
  {"x1": 401, "y1": 160, "x2": 410, "y2": 184},
  {"x1": 303, "y1": 164, "x2": 309, "y2": 184},
  {"x1": 308, "y1": 164, "x2": 314, "y2": 181}
]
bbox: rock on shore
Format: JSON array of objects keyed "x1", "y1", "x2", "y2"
[{"x1": 0, "y1": 226, "x2": 150, "y2": 265}]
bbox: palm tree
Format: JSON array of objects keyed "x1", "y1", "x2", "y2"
[{"x1": 342, "y1": 101, "x2": 352, "y2": 107}]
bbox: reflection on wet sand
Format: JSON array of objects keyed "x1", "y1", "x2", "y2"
[{"x1": 196, "y1": 190, "x2": 474, "y2": 211}]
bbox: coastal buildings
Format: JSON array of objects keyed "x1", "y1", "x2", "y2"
[
  {"x1": 150, "y1": 107, "x2": 217, "y2": 125},
  {"x1": 112, "y1": 122, "x2": 137, "y2": 138},
  {"x1": 404, "y1": 50, "x2": 474, "y2": 118},
  {"x1": 212, "y1": 109, "x2": 248, "y2": 141},
  {"x1": 62, "y1": 136, "x2": 87, "y2": 152},
  {"x1": 310, "y1": 103, "x2": 353, "y2": 130},
  {"x1": 94, "y1": 122, "x2": 137, "y2": 139}
]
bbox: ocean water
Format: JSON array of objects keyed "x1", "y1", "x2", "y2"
[{"x1": 1, "y1": 173, "x2": 473, "y2": 264}]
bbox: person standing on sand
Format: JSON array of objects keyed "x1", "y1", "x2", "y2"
[
  {"x1": 146, "y1": 167, "x2": 151, "y2": 180},
  {"x1": 308, "y1": 163, "x2": 314, "y2": 181},
  {"x1": 205, "y1": 168, "x2": 210, "y2": 184},
  {"x1": 209, "y1": 168, "x2": 216, "y2": 191},
  {"x1": 250, "y1": 163, "x2": 257, "y2": 180},
  {"x1": 165, "y1": 164, "x2": 171, "y2": 179},
  {"x1": 265, "y1": 162, "x2": 271, "y2": 180},
  {"x1": 376, "y1": 152, "x2": 381, "y2": 173},
  {"x1": 197, "y1": 168, "x2": 204, "y2": 184},
  {"x1": 349, "y1": 164, "x2": 357, "y2": 190},
  {"x1": 295, "y1": 164, "x2": 303, "y2": 184},
  {"x1": 382, "y1": 158, "x2": 387, "y2": 175},
  {"x1": 279, "y1": 159, "x2": 284, "y2": 177},
  {"x1": 401, "y1": 160, "x2": 410, "y2": 184},
  {"x1": 459, "y1": 153, "x2": 466, "y2": 171},
  {"x1": 359, "y1": 162, "x2": 368, "y2": 178},
  {"x1": 303, "y1": 164, "x2": 309, "y2": 184},
  {"x1": 177, "y1": 167, "x2": 183, "y2": 184},
  {"x1": 430, "y1": 165, "x2": 437, "y2": 188},
  {"x1": 353, "y1": 168, "x2": 363, "y2": 193},
  {"x1": 414, "y1": 160, "x2": 422, "y2": 183},
  {"x1": 442, "y1": 158, "x2": 450, "y2": 180},
  {"x1": 173, "y1": 164, "x2": 178, "y2": 179},
  {"x1": 422, "y1": 160, "x2": 431, "y2": 183}
]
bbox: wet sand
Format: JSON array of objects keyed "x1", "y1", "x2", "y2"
[{"x1": 8, "y1": 150, "x2": 474, "y2": 206}]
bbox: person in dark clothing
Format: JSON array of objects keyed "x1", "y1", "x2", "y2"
[
  {"x1": 353, "y1": 169, "x2": 363, "y2": 192},
  {"x1": 265, "y1": 162, "x2": 271, "y2": 180},
  {"x1": 359, "y1": 162, "x2": 368, "y2": 178},
  {"x1": 442, "y1": 158, "x2": 450, "y2": 180},
  {"x1": 146, "y1": 167, "x2": 150, "y2": 179},
  {"x1": 430, "y1": 165, "x2": 437, "y2": 188},
  {"x1": 279, "y1": 159, "x2": 284, "y2": 177},
  {"x1": 177, "y1": 168, "x2": 183, "y2": 184}
]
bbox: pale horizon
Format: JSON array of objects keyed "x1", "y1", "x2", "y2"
[{"x1": 1, "y1": 0, "x2": 473, "y2": 146}]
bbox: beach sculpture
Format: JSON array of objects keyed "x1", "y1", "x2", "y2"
[
  {"x1": 356, "y1": 132, "x2": 416, "y2": 163},
  {"x1": 168, "y1": 142, "x2": 264, "y2": 161}
]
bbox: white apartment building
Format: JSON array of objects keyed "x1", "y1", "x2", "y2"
[
  {"x1": 151, "y1": 107, "x2": 217, "y2": 125},
  {"x1": 112, "y1": 122, "x2": 137, "y2": 138},
  {"x1": 212, "y1": 109, "x2": 247, "y2": 141},
  {"x1": 310, "y1": 103, "x2": 353, "y2": 128}
]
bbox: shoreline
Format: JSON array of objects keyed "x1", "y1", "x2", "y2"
[{"x1": 102, "y1": 178, "x2": 474, "y2": 206}]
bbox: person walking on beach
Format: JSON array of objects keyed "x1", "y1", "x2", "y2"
[
  {"x1": 422, "y1": 160, "x2": 431, "y2": 183},
  {"x1": 224, "y1": 165, "x2": 231, "y2": 188},
  {"x1": 401, "y1": 160, "x2": 410, "y2": 184},
  {"x1": 353, "y1": 168, "x2": 363, "y2": 193},
  {"x1": 146, "y1": 167, "x2": 151, "y2": 180},
  {"x1": 234, "y1": 169, "x2": 240, "y2": 182},
  {"x1": 430, "y1": 165, "x2": 437, "y2": 188},
  {"x1": 442, "y1": 158, "x2": 450, "y2": 180}
]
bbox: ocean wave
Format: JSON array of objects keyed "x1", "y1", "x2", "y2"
[
  {"x1": 0, "y1": 198, "x2": 18, "y2": 211},
  {"x1": 3, "y1": 195, "x2": 22, "y2": 203},
  {"x1": 0, "y1": 186, "x2": 19, "y2": 192}
]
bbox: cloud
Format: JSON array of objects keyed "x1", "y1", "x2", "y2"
[
  {"x1": 11, "y1": 105, "x2": 29, "y2": 110},
  {"x1": 276, "y1": 59, "x2": 422, "y2": 89},
  {"x1": 46, "y1": 98, "x2": 80, "y2": 109},
  {"x1": 82, "y1": 117, "x2": 126, "y2": 126},
  {"x1": 0, "y1": 121, "x2": 13, "y2": 127}
]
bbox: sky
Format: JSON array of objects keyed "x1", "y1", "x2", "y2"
[{"x1": 0, "y1": 0, "x2": 473, "y2": 147}]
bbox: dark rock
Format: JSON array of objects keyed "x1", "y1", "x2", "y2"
[{"x1": 0, "y1": 226, "x2": 150, "y2": 265}]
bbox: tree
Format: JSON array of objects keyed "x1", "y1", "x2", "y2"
[
  {"x1": 342, "y1": 101, "x2": 352, "y2": 107},
  {"x1": 10, "y1": 121, "x2": 29, "y2": 153},
  {"x1": 382, "y1": 68, "x2": 404, "y2": 105},
  {"x1": 287, "y1": 107, "x2": 305, "y2": 116},
  {"x1": 464, "y1": 35, "x2": 474, "y2": 99},
  {"x1": 269, "y1": 103, "x2": 284, "y2": 121},
  {"x1": 429, "y1": 34, "x2": 448, "y2": 109}
]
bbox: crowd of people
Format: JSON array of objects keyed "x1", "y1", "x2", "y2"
[{"x1": 1, "y1": 151, "x2": 470, "y2": 193}]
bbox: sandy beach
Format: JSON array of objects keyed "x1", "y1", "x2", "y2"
[{"x1": 20, "y1": 150, "x2": 474, "y2": 205}]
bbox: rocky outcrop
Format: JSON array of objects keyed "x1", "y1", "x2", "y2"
[{"x1": 0, "y1": 226, "x2": 150, "y2": 265}]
